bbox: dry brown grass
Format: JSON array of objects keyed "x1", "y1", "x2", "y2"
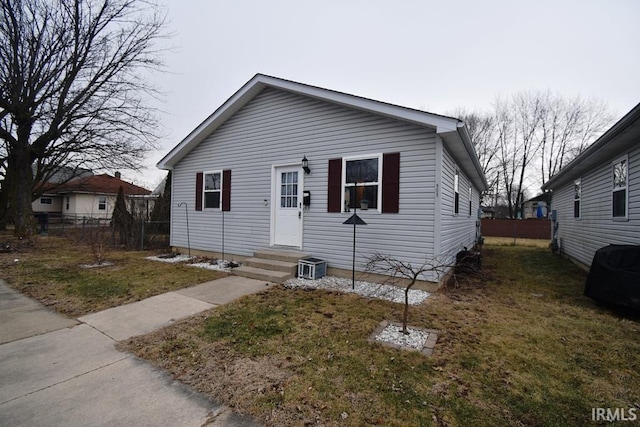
[
  {"x1": 0, "y1": 234, "x2": 225, "y2": 316},
  {"x1": 120, "y1": 244, "x2": 640, "y2": 426}
]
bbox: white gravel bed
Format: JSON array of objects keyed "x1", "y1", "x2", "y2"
[
  {"x1": 375, "y1": 323, "x2": 430, "y2": 350},
  {"x1": 284, "y1": 276, "x2": 430, "y2": 305},
  {"x1": 187, "y1": 260, "x2": 233, "y2": 272},
  {"x1": 145, "y1": 254, "x2": 194, "y2": 263}
]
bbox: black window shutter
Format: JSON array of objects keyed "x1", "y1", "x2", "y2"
[
  {"x1": 327, "y1": 158, "x2": 342, "y2": 212},
  {"x1": 195, "y1": 172, "x2": 203, "y2": 211},
  {"x1": 222, "y1": 169, "x2": 231, "y2": 211},
  {"x1": 382, "y1": 152, "x2": 400, "y2": 213}
]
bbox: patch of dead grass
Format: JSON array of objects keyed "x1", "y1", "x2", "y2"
[
  {"x1": 119, "y1": 245, "x2": 640, "y2": 426},
  {"x1": 0, "y1": 235, "x2": 225, "y2": 316}
]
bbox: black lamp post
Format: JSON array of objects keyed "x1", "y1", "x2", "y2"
[{"x1": 343, "y1": 196, "x2": 367, "y2": 290}]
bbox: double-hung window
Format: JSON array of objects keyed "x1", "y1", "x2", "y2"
[
  {"x1": 98, "y1": 196, "x2": 107, "y2": 211},
  {"x1": 612, "y1": 156, "x2": 628, "y2": 219},
  {"x1": 343, "y1": 154, "x2": 382, "y2": 212},
  {"x1": 204, "y1": 171, "x2": 222, "y2": 210},
  {"x1": 573, "y1": 179, "x2": 581, "y2": 219},
  {"x1": 454, "y1": 170, "x2": 460, "y2": 214}
]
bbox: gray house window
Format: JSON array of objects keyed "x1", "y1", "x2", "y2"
[
  {"x1": 573, "y1": 179, "x2": 581, "y2": 218},
  {"x1": 98, "y1": 196, "x2": 107, "y2": 211},
  {"x1": 454, "y1": 170, "x2": 460, "y2": 214},
  {"x1": 612, "y1": 157, "x2": 628, "y2": 218},
  {"x1": 204, "y1": 171, "x2": 222, "y2": 210},
  {"x1": 342, "y1": 154, "x2": 381, "y2": 211}
]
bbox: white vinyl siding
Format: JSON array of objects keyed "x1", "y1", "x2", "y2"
[
  {"x1": 170, "y1": 88, "x2": 483, "y2": 279},
  {"x1": 554, "y1": 146, "x2": 639, "y2": 267}
]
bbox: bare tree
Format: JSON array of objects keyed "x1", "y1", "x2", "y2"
[
  {"x1": 0, "y1": 0, "x2": 167, "y2": 236},
  {"x1": 453, "y1": 109, "x2": 500, "y2": 206},
  {"x1": 537, "y1": 93, "x2": 614, "y2": 186},
  {"x1": 364, "y1": 252, "x2": 453, "y2": 334}
]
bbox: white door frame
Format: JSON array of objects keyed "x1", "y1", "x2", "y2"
[{"x1": 270, "y1": 163, "x2": 304, "y2": 248}]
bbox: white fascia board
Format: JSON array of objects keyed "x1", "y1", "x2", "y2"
[
  {"x1": 439, "y1": 126, "x2": 489, "y2": 193},
  {"x1": 275, "y1": 79, "x2": 460, "y2": 132}
]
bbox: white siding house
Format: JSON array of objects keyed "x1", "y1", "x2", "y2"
[
  {"x1": 541, "y1": 103, "x2": 640, "y2": 268},
  {"x1": 158, "y1": 74, "x2": 488, "y2": 282}
]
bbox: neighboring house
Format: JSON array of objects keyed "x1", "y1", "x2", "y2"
[
  {"x1": 158, "y1": 74, "x2": 488, "y2": 281},
  {"x1": 521, "y1": 193, "x2": 552, "y2": 219},
  {"x1": 34, "y1": 172, "x2": 152, "y2": 221},
  {"x1": 541, "y1": 102, "x2": 640, "y2": 268}
]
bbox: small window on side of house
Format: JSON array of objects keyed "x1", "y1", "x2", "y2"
[
  {"x1": 454, "y1": 170, "x2": 460, "y2": 214},
  {"x1": 612, "y1": 157, "x2": 628, "y2": 219},
  {"x1": 40, "y1": 197, "x2": 52, "y2": 205},
  {"x1": 66, "y1": 196, "x2": 70, "y2": 210},
  {"x1": 468, "y1": 187, "x2": 473, "y2": 216},
  {"x1": 98, "y1": 196, "x2": 107, "y2": 211},
  {"x1": 573, "y1": 179, "x2": 581, "y2": 219}
]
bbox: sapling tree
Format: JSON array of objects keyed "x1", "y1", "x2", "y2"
[{"x1": 364, "y1": 252, "x2": 453, "y2": 334}]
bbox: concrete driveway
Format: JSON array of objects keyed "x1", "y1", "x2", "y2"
[{"x1": 0, "y1": 277, "x2": 271, "y2": 426}]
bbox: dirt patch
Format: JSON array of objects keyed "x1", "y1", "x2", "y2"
[{"x1": 118, "y1": 311, "x2": 300, "y2": 424}]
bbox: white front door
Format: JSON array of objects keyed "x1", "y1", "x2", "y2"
[{"x1": 273, "y1": 166, "x2": 303, "y2": 247}]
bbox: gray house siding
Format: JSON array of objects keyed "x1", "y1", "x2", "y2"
[
  {"x1": 554, "y1": 144, "x2": 640, "y2": 266},
  {"x1": 440, "y1": 146, "x2": 479, "y2": 261},
  {"x1": 170, "y1": 88, "x2": 442, "y2": 272}
]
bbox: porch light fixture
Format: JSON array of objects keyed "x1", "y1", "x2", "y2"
[{"x1": 302, "y1": 156, "x2": 310, "y2": 175}]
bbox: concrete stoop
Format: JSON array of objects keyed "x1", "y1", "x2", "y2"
[{"x1": 233, "y1": 248, "x2": 310, "y2": 283}]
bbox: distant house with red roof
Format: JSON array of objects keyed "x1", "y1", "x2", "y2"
[{"x1": 33, "y1": 172, "x2": 152, "y2": 221}]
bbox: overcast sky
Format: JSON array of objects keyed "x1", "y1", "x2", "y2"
[{"x1": 130, "y1": 0, "x2": 640, "y2": 189}]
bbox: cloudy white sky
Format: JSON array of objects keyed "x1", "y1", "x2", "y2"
[{"x1": 130, "y1": 0, "x2": 640, "y2": 189}]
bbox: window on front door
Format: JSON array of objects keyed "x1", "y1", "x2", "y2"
[
  {"x1": 343, "y1": 155, "x2": 381, "y2": 211},
  {"x1": 280, "y1": 171, "x2": 298, "y2": 208}
]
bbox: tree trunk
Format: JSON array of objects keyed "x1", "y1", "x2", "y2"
[
  {"x1": 402, "y1": 278, "x2": 417, "y2": 334},
  {"x1": 8, "y1": 147, "x2": 36, "y2": 237}
]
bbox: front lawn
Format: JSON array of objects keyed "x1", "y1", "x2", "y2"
[
  {"x1": 0, "y1": 235, "x2": 226, "y2": 316},
  {"x1": 120, "y1": 244, "x2": 640, "y2": 426}
]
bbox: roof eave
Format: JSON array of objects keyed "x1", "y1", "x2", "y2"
[{"x1": 439, "y1": 124, "x2": 489, "y2": 192}]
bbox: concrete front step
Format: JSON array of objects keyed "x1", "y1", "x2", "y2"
[
  {"x1": 253, "y1": 248, "x2": 310, "y2": 263},
  {"x1": 233, "y1": 266, "x2": 293, "y2": 284},
  {"x1": 243, "y1": 257, "x2": 298, "y2": 275}
]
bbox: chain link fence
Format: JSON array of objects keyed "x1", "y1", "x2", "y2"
[{"x1": 35, "y1": 213, "x2": 170, "y2": 251}]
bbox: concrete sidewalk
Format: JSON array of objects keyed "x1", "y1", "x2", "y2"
[{"x1": 0, "y1": 276, "x2": 272, "y2": 426}]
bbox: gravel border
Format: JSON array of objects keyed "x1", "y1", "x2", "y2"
[
  {"x1": 284, "y1": 276, "x2": 430, "y2": 305},
  {"x1": 368, "y1": 321, "x2": 439, "y2": 355}
]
